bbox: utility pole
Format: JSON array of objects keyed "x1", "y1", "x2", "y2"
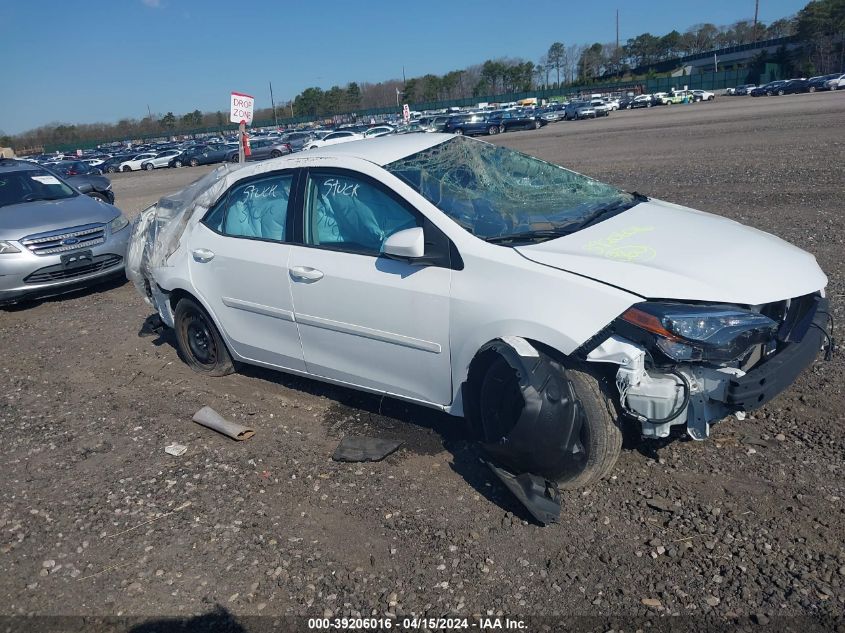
[
  {"x1": 269, "y1": 81, "x2": 278, "y2": 127},
  {"x1": 753, "y1": 0, "x2": 760, "y2": 40},
  {"x1": 616, "y1": 9, "x2": 620, "y2": 76}
]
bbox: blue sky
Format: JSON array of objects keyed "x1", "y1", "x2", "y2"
[{"x1": 1, "y1": 0, "x2": 806, "y2": 134}]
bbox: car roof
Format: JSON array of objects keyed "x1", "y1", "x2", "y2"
[
  {"x1": 0, "y1": 158, "x2": 42, "y2": 174},
  {"x1": 305, "y1": 133, "x2": 451, "y2": 166}
]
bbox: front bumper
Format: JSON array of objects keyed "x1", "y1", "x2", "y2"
[
  {"x1": 724, "y1": 297, "x2": 828, "y2": 410},
  {"x1": 0, "y1": 227, "x2": 130, "y2": 305}
]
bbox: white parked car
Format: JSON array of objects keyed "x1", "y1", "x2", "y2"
[
  {"x1": 127, "y1": 134, "x2": 829, "y2": 492},
  {"x1": 364, "y1": 125, "x2": 396, "y2": 138},
  {"x1": 304, "y1": 131, "x2": 365, "y2": 150},
  {"x1": 118, "y1": 153, "x2": 158, "y2": 172},
  {"x1": 825, "y1": 73, "x2": 845, "y2": 90},
  {"x1": 692, "y1": 89, "x2": 716, "y2": 101},
  {"x1": 140, "y1": 149, "x2": 183, "y2": 171}
]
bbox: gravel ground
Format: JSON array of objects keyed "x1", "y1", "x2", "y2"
[{"x1": 1, "y1": 93, "x2": 843, "y2": 631}]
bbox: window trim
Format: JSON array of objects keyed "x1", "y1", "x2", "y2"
[{"x1": 200, "y1": 168, "x2": 300, "y2": 245}]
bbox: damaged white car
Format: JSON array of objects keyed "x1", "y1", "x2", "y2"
[{"x1": 128, "y1": 134, "x2": 831, "y2": 501}]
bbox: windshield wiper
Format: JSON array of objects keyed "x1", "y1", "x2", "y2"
[
  {"x1": 484, "y1": 228, "x2": 578, "y2": 244},
  {"x1": 574, "y1": 192, "x2": 648, "y2": 231}
]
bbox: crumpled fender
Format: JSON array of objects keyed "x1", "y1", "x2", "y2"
[{"x1": 474, "y1": 337, "x2": 588, "y2": 484}]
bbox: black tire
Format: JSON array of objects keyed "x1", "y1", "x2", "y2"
[
  {"x1": 229, "y1": 153, "x2": 239, "y2": 163},
  {"x1": 478, "y1": 356, "x2": 622, "y2": 489},
  {"x1": 174, "y1": 297, "x2": 234, "y2": 376},
  {"x1": 87, "y1": 192, "x2": 109, "y2": 203},
  {"x1": 270, "y1": 150, "x2": 282, "y2": 158},
  {"x1": 190, "y1": 158, "x2": 199, "y2": 167},
  {"x1": 122, "y1": 165, "x2": 131, "y2": 172},
  {"x1": 144, "y1": 162, "x2": 154, "y2": 171},
  {"x1": 487, "y1": 125, "x2": 499, "y2": 135},
  {"x1": 453, "y1": 128, "x2": 464, "y2": 136},
  {"x1": 173, "y1": 160, "x2": 183, "y2": 168},
  {"x1": 533, "y1": 120, "x2": 541, "y2": 129},
  {"x1": 107, "y1": 166, "x2": 117, "y2": 173}
]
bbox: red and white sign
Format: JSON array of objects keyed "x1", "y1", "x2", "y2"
[
  {"x1": 230, "y1": 91, "x2": 255, "y2": 125},
  {"x1": 402, "y1": 103, "x2": 410, "y2": 123}
]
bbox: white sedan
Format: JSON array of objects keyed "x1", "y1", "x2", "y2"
[
  {"x1": 127, "y1": 134, "x2": 828, "y2": 494},
  {"x1": 303, "y1": 130, "x2": 365, "y2": 150},
  {"x1": 140, "y1": 149, "x2": 182, "y2": 170},
  {"x1": 692, "y1": 89, "x2": 716, "y2": 101},
  {"x1": 118, "y1": 152, "x2": 158, "y2": 172}
]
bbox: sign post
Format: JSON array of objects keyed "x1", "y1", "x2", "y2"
[
  {"x1": 402, "y1": 103, "x2": 410, "y2": 124},
  {"x1": 230, "y1": 91, "x2": 255, "y2": 165}
]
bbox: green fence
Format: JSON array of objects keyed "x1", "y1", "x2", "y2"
[{"x1": 46, "y1": 66, "x2": 782, "y2": 152}]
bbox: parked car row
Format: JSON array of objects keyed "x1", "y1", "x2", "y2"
[{"x1": 725, "y1": 73, "x2": 845, "y2": 97}]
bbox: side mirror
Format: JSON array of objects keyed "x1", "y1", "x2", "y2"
[{"x1": 382, "y1": 227, "x2": 425, "y2": 261}]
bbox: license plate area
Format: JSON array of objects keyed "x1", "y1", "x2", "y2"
[{"x1": 60, "y1": 250, "x2": 94, "y2": 269}]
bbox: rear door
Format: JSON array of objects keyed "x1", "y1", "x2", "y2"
[
  {"x1": 287, "y1": 168, "x2": 453, "y2": 405},
  {"x1": 186, "y1": 169, "x2": 306, "y2": 371}
]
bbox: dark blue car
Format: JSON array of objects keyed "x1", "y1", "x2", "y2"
[{"x1": 443, "y1": 114, "x2": 501, "y2": 136}]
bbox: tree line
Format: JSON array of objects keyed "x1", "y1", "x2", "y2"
[{"x1": 5, "y1": 0, "x2": 842, "y2": 152}]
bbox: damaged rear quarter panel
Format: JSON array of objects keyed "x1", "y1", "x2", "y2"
[{"x1": 446, "y1": 245, "x2": 640, "y2": 416}]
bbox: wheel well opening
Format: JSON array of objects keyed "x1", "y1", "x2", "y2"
[{"x1": 168, "y1": 288, "x2": 194, "y2": 311}]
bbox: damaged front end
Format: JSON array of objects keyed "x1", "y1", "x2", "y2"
[{"x1": 583, "y1": 293, "x2": 833, "y2": 440}]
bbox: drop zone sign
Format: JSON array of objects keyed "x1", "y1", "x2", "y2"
[{"x1": 230, "y1": 92, "x2": 254, "y2": 125}]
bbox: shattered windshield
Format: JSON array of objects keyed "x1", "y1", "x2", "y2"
[{"x1": 385, "y1": 136, "x2": 638, "y2": 243}]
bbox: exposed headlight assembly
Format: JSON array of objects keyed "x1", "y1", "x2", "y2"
[
  {"x1": 620, "y1": 302, "x2": 778, "y2": 362},
  {"x1": 110, "y1": 214, "x2": 129, "y2": 233}
]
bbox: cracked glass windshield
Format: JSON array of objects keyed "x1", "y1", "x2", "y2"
[{"x1": 386, "y1": 137, "x2": 639, "y2": 243}]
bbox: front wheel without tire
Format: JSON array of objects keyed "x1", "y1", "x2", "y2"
[
  {"x1": 478, "y1": 357, "x2": 622, "y2": 489},
  {"x1": 174, "y1": 298, "x2": 234, "y2": 376}
]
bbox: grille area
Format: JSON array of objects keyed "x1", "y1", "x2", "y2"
[
  {"x1": 24, "y1": 254, "x2": 123, "y2": 284},
  {"x1": 20, "y1": 224, "x2": 106, "y2": 256}
]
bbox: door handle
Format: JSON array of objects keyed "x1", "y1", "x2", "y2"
[
  {"x1": 290, "y1": 266, "x2": 324, "y2": 283},
  {"x1": 192, "y1": 248, "x2": 215, "y2": 263}
]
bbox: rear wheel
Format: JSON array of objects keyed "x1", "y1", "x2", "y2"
[
  {"x1": 270, "y1": 150, "x2": 282, "y2": 158},
  {"x1": 107, "y1": 166, "x2": 117, "y2": 173},
  {"x1": 533, "y1": 120, "x2": 541, "y2": 129},
  {"x1": 487, "y1": 125, "x2": 499, "y2": 135},
  {"x1": 174, "y1": 297, "x2": 234, "y2": 376},
  {"x1": 778, "y1": 89, "x2": 785, "y2": 96},
  {"x1": 144, "y1": 162, "x2": 154, "y2": 171},
  {"x1": 229, "y1": 153, "x2": 239, "y2": 163},
  {"x1": 189, "y1": 158, "x2": 199, "y2": 167},
  {"x1": 173, "y1": 160, "x2": 183, "y2": 168},
  {"x1": 478, "y1": 356, "x2": 622, "y2": 489},
  {"x1": 453, "y1": 128, "x2": 464, "y2": 136}
]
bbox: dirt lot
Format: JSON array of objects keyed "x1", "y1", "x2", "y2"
[{"x1": 1, "y1": 93, "x2": 843, "y2": 630}]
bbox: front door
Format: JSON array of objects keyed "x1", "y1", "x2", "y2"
[
  {"x1": 187, "y1": 170, "x2": 305, "y2": 371},
  {"x1": 288, "y1": 169, "x2": 453, "y2": 405}
]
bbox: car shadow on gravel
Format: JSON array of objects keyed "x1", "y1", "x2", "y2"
[
  {"x1": 0, "y1": 274, "x2": 128, "y2": 312},
  {"x1": 236, "y1": 363, "x2": 535, "y2": 521},
  {"x1": 127, "y1": 605, "x2": 247, "y2": 633}
]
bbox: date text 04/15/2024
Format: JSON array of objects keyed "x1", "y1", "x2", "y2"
[{"x1": 307, "y1": 616, "x2": 527, "y2": 630}]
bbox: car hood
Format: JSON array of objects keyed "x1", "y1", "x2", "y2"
[
  {"x1": 0, "y1": 194, "x2": 119, "y2": 240},
  {"x1": 515, "y1": 198, "x2": 827, "y2": 305}
]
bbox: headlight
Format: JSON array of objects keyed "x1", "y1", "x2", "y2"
[
  {"x1": 110, "y1": 215, "x2": 129, "y2": 233},
  {"x1": 0, "y1": 241, "x2": 21, "y2": 255},
  {"x1": 620, "y1": 302, "x2": 778, "y2": 362}
]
